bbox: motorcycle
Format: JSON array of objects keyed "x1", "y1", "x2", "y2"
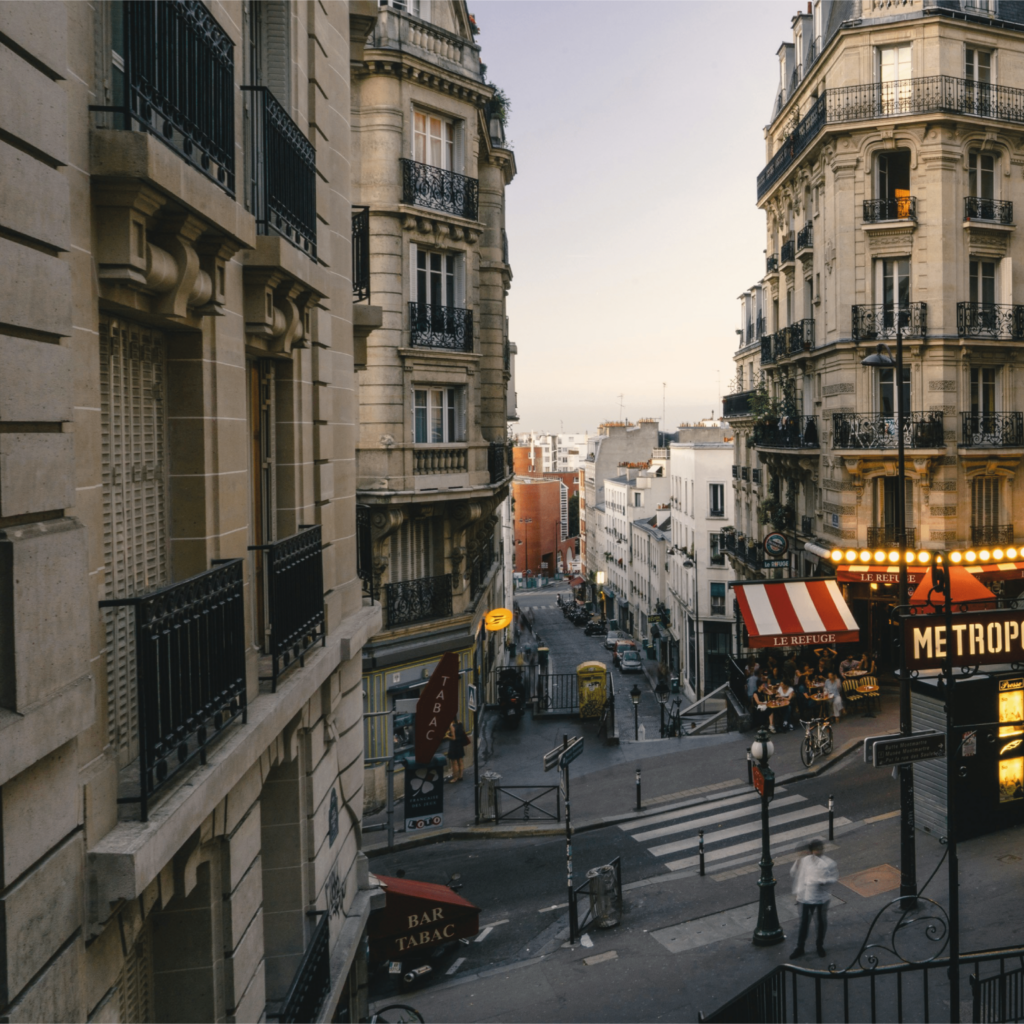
[
  {"x1": 497, "y1": 669, "x2": 527, "y2": 728},
  {"x1": 584, "y1": 619, "x2": 607, "y2": 637}
]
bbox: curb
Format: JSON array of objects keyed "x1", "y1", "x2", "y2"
[{"x1": 363, "y1": 737, "x2": 867, "y2": 857}]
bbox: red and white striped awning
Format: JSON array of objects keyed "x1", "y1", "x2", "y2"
[{"x1": 734, "y1": 579, "x2": 860, "y2": 649}]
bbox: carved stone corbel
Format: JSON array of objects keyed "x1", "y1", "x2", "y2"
[{"x1": 151, "y1": 213, "x2": 207, "y2": 320}]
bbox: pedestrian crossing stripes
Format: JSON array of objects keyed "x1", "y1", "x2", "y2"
[{"x1": 620, "y1": 787, "x2": 850, "y2": 873}]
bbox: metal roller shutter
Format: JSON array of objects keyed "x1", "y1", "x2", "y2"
[{"x1": 911, "y1": 689, "x2": 947, "y2": 838}]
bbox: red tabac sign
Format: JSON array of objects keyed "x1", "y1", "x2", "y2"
[{"x1": 414, "y1": 651, "x2": 461, "y2": 764}]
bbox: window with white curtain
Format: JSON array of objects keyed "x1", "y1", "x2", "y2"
[{"x1": 414, "y1": 387, "x2": 466, "y2": 444}]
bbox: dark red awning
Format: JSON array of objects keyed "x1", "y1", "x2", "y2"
[
  {"x1": 367, "y1": 875, "x2": 480, "y2": 961},
  {"x1": 569, "y1": 575, "x2": 586, "y2": 587}
]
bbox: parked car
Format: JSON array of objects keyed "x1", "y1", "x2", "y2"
[
  {"x1": 603, "y1": 629, "x2": 630, "y2": 650},
  {"x1": 612, "y1": 639, "x2": 638, "y2": 668},
  {"x1": 619, "y1": 649, "x2": 643, "y2": 673}
]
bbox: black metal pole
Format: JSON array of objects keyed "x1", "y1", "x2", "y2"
[
  {"x1": 828, "y1": 794, "x2": 834, "y2": 842},
  {"x1": 752, "y1": 736, "x2": 783, "y2": 945},
  {"x1": 660, "y1": 701, "x2": 665, "y2": 738},
  {"x1": 635, "y1": 766, "x2": 642, "y2": 811},
  {"x1": 564, "y1": 735, "x2": 577, "y2": 946},
  {"x1": 699, "y1": 829, "x2": 705, "y2": 877},
  {"x1": 386, "y1": 757, "x2": 395, "y2": 850},
  {"x1": 474, "y1": 698, "x2": 481, "y2": 825},
  {"x1": 633, "y1": 700, "x2": 639, "y2": 742},
  {"x1": 895, "y1": 320, "x2": 918, "y2": 908},
  {"x1": 747, "y1": 747, "x2": 753, "y2": 784},
  {"x1": 942, "y1": 564, "x2": 960, "y2": 1023}
]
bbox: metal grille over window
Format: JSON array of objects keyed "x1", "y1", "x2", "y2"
[{"x1": 352, "y1": 206, "x2": 371, "y2": 301}]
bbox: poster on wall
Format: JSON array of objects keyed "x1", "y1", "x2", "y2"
[{"x1": 404, "y1": 762, "x2": 444, "y2": 830}]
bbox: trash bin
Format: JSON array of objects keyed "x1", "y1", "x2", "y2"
[
  {"x1": 586, "y1": 864, "x2": 620, "y2": 928},
  {"x1": 480, "y1": 770, "x2": 501, "y2": 821},
  {"x1": 537, "y1": 646, "x2": 550, "y2": 670}
]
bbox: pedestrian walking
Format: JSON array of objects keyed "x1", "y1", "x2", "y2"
[
  {"x1": 790, "y1": 838, "x2": 839, "y2": 958},
  {"x1": 444, "y1": 720, "x2": 469, "y2": 782}
]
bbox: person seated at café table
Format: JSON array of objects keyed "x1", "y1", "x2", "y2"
[
  {"x1": 824, "y1": 671, "x2": 845, "y2": 718},
  {"x1": 776, "y1": 678, "x2": 796, "y2": 731},
  {"x1": 751, "y1": 679, "x2": 775, "y2": 732},
  {"x1": 746, "y1": 666, "x2": 760, "y2": 700},
  {"x1": 840, "y1": 653, "x2": 859, "y2": 677}
]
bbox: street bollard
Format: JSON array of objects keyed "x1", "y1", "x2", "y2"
[
  {"x1": 747, "y1": 748, "x2": 753, "y2": 785},
  {"x1": 635, "y1": 767, "x2": 642, "y2": 812},
  {"x1": 828, "y1": 794, "x2": 834, "y2": 841},
  {"x1": 699, "y1": 829, "x2": 705, "y2": 876}
]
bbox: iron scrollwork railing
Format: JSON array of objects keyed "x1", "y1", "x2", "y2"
[
  {"x1": 957, "y1": 302, "x2": 1024, "y2": 340},
  {"x1": 761, "y1": 335, "x2": 776, "y2": 365},
  {"x1": 867, "y1": 525, "x2": 917, "y2": 548},
  {"x1": 488, "y1": 440, "x2": 512, "y2": 484},
  {"x1": 796, "y1": 223, "x2": 812, "y2": 251},
  {"x1": 965, "y1": 195, "x2": 1013, "y2": 223},
  {"x1": 863, "y1": 196, "x2": 917, "y2": 222},
  {"x1": 409, "y1": 302, "x2": 473, "y2": 351},
  {"x1": 384, "y1": 574, "x2": 453, "y2": 629},
  {"x1": 242, "y1": 86, "x2": 317, "y2": 258},
  {"x1": 852, "y1": 302, "x2": 927, "y2": 341},
  {"x1": 275, "y1": 913, "x2": 330, "y2": 1023},
  {"x1": 723, "y1": 390, "x2": 754, "y2": 418},
  {"x1": 832, "y1": 412, "x2": 945, "y2": 450},
  {"x1": 249, "y1": 526, "x2": 326, "y2": 692},
  {"x1": 753, "y1": 415, "x2": 819, "y2": 449},
  {"x1": 971, "y1": 524, "x2": 1014, "y2": 546},
  {"x1": 765, "y1": 254, "x2": 779, "y2": 275},
  {"x1": 99, "y1": 560, "x2": 247, "y2": 821},
  {"x1": 961, "y1": 411, "x2": 1024, "y2": 448},
  {"x1": 780, "y1": 239, "x2": 795, "y2": 264},
  {"x1": 401, "y1": 157, "x2": 479, "y2": 220},
  {"x1": 782, "y1": 318, "x2": 814, "y2": 354},
  {"x1": 352, "y1": 206, "x2": 370, "y2": 301},
  {"x1": 101, "y1": 1, "x2": 235, "y2": 194},
  {"x1": 356, "y1": 504, "x2": 376, "y2": 600}
]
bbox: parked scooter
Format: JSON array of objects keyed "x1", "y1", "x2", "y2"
[{"x1": 497, "y1": 668, "x2": 527, "y2": 728}]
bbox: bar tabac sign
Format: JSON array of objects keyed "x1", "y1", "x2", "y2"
[{"x1": 904, "y1": 610, "x2": 1024, "y2": 670}]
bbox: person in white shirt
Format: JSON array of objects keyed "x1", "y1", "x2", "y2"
[{"x1": 790, "y1": 838, "x2": 839, "y2": 958}]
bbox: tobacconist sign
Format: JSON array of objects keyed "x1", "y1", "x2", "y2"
[{"x1": 904, "y1": 610, "x2": 1024, "y2": 671}]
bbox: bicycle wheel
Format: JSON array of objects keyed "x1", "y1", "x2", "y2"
[
  {"x1": 821, "y1": 724, "x2": 834, "y2": 755},
  {"x1": 372, "y1": 1005, "x2": 425, "y2": 1023},
  {"x1": 800, "y1": 734, "x2": 814, "y2": 767}
]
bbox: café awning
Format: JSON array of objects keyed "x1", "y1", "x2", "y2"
[
  {"x1": 734, "y1": 579, "x2": 860, "y2": 648},
  {"x1": 367, "y1": 874, "x2": 480, "y2": 962}
]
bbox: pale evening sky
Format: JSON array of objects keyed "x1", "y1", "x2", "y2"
[{"x1": 475, "y1": 0, "x2": 797, "y2": 434}]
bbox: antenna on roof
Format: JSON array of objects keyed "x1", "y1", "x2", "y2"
[{"x1": 617, "y1": 393, "x2": 624, "y2": 420}]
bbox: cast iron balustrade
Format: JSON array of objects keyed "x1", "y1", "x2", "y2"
[
  {"x1": 957, "y1": 302, "x2": 1024, "y2": 340},
  {"x1": 867, "y1": 525, "x2": 917, "y2": 548},
  {"x1": 409, "y1": 302, "x2": 473, "y2": 351},
  {"x1": 832, "y1": 412, "x2": 945, "y2": 450},
  {"x1": 242, "y1": 86, "x2": 317, "y2": 257},
  {"x1": 863, "y1": 196, "x2": 917, "y2": 222},
  {"x1": 766, "y1": 254, "x2": 779, "y2": 274},
  {"x1": 801, "y1": 515, "x2": 814, "y2": 536},
  {"x1": 384, "y1": 574, "x2": 453, "y2": 628},
  {"x1": 101, "y1": 1, "x2": 235, "y2": 194},
  {"x1": 275, "y1": 913, "x2": 330, "y2": 1023},
  {"x1": 782, "y1": 318, "x2": 815, "y2": 354},
  {"x1": 761, "y1": 335, "x2": 777, "y2": 365},
  {"x1": 797, "y1": 223, "x2": 813, "y2": 251},
  {"x1": 740, "y1": 466, "x2": 749, "y2": 481},
  {"x1": 774, "y1": 333, "x2": 788, "y2": 361},
  {"x1": 356, "y1": 504, "x2": 376, "y2": 601},
  {"x1": 723, "y1": 532, "x2": 737, "y2": 553},
  {"x1": 723, "y1": 390, "x2": 754, "y2": 418},
  {"x1": 99, "y1": 559, "x2": 246, "y2": 821},
  {"x1": 852, "y1": 302, "x2": 927, "y2": 341},
  {"x1": 731, "y1": 464, "x2": 738, "y2": 479},
  {"x1": 414, "y1": 447, "x2": 468, "y2": 474},
  {"x1": 352, "y1": 206, "x2": 370, "y2": 301},
  {"x1": 965, "y1": 196, "x2": 1014, "y2": 223},
  {"x1": 488, "y1": 440, "x2": 512, "y2": 483},
  {"x1": 401, "y1": 157, "x2": 479, "y2": 220},
  {"x1": 249, "y1": 526, "x2": 325, "y2": 692},
  {"x1": 753, "y1": 415, "x2": 820, "y2": 449},
  {"x1": 780, "y1": 239, "x2": 795, "y2": 265},
  {"x1": 971, "y1": 524, "x2": 1014, "y2": 545},
  {"x1": 961, "y1": 411, "x2": 1024, "y2": 448},
  {"x1": 756, "y1": 314, "x2": 766, "y2": 339},
  {"x1": 758, "y1": 76, "x2": 1024, "y2": 200}
]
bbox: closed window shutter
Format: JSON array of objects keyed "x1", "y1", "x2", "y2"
[
  {"x1": 973, "y1": 477, "x2": 999, "y2": 528},
  {"x1": 117, "y1": 919, "x2": 153, "y2": 1024},
  {"x1": 453, "y1": 120, "x2": 466, "y2": 175},
  {"x1": 410, "y1": 242, "x2": 419, "y2": 302},
  {"x1": 101, "y1": 318, "x2": 168, "y2": 769},
  {"x1": 454, "y1": 252, "x2": 466, "y2": 308},
  {"x1": 258, "y1": 1, "x2": 291, "y2": 109},
  {"x1": 905, "y1": 479, "x2": 914, "y2": 528}
]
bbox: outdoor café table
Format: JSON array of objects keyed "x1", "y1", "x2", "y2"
[
  {"x1": 808, "y1": 692, "x2": 832, "y2": 720},
  {"x1": 857, "y1": 681, "x2": 880, "y2": 719},
  {"x1": 844, "y1": 669, "x2": 868, "y2": 680}
]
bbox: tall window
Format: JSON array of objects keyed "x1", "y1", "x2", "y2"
[
  {"x1": 882, "y1": 258, "x2": 911, "y2": 309},
  {"x1": 880, "y1": 477, "x2": 914, "y2": 532},
  {"x1": 878, "y1": 151, "x2": 911, "y2": 218},
  {"x1": 414, "y1": 387, "x2": 466, "y2": 444},
  {"x1": 972, "y1": 477, "x2": 1000, "y2": 531},
  {"x1": 414, "y1": 110, "x2": 454, "y2": 169},
  {"x1": 709, "y1": 483, "x2": 725, "y2": 518},
  {"x1": 878, "y1": 45, "x2": 911, "y2": 114},
  {"x1": 971, "y1": 367, "x2": 997, "y2": 415},
  {"x1": 710, "y1": 582, "x2": 726, "y2": 616},
  {"x1": 969, "y1": 152, "x2": 995, "y2": 199},
  {"x1": 966, "y1": 47, "x2": 994, "y2": 114},
  {"x1": 970, "y1": 260, "x2": 996, "y2": 306},
  {"x1": 879, "y1": 367, "x2": 911, "y2": 417},
  {"x1": 417, "y1": 250, "x2": 454, "y2": 307}
]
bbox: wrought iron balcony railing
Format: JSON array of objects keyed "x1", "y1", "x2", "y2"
[
  {"x1": 753, "y1": 415, "x2": 820, "y2": 449},
  {"x1": 276, "y1": 913, "x2": 330, "y2": 1023},
  {"x1": 488, "y1": 440, "x2": 513, "y2": 484},
  {"x1": 863, "y1": 196, "x2": 917, "y2": 222},
  {"x1": 731, "y1": 464, "x2": 739, "y2": 479},
  {"x1": 414, "y1": 447, "x2": 468, "y2": 474},
  {"x1": 774, "y1": 333, "x2": 789, "y2": 361},
  {"x1": 972, "y1": 524, "x2": 1014, "y2": 546},
  {"x1": 965, "y1": 196, "x2": 1013, "y2": 224},
  {"x1": 761, "y1": 335, "x2": 777, "y2": 365},
  {"x1": 797, "y1": 223, "x2": 813, "y2": 251},
  {"x1": 801, "y1": 515, "x2": 814, "y2": 537},
  {"x1": 243, "y1": 86, "x2": 317, "y2": 257},
  {"x1": 356, "y1": 503, "x2": 377, "y2": 601},
  {"x1": 384, "y1": 573, "x2": 453, "y2": 628},
  {"x1": 741, "y1": 466, "x2": 749, "y2": 481},
  {"x1": 867, "y1": 526, "x2": 918, "y2": 548},
  {"x1": 352, "y1": 206, "x2": 370, "y2": 301},
  {"x1": 401, "y1": 157, "x2": 479, "y2": 220},
  {"x1": 780, "y1": 239, "x2": 795, "y2": 265},
  {"x1": 956, "y1": 302, "x2": 1024, "y2": 340},
  {"x1": 409, "y1": 302, "x2": 473, "y2": 351},
  {"x1": 99, "y1": 559, "x2": 247, "y2": 821},
  {"x1": 782, "y1": 318, "x2": 815, "y2": 354},
  {"x1": 961, "y1": 411, "x2": 1024, "y2": 448},
  {"x1": 98, "y1": 1, "x2": 235, "y2": 194},
  {"x1": 758, "y1": 76, "x2": 1024, "y2": 200},
  {"x1": 249, "y1": 526, "x2": 326, "y2": 692},
  {"x1": 471, "y1": 543, "x2": 497, "y2": 597},
  {"x1": 832, "y1": 412, "x2": 945, "y2": 450},
  {"x1": 766, "y1": 254, "x2": 779, "y2": 275},
  {"x1": 723, "y1": 390, "x2": 755, "y2": 418},
  {"x1": 852, "y1": 303, "x2": 927, "y2": 341}
]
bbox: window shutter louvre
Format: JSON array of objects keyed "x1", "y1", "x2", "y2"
[
  {"x1": 259, "y1": 1, "x2": 291, "y2": 109},
  {"x1": 410, "y1": 242, "x2": 419, "y2": 301},
  {"x1": 454, "y1": 119, "x2": 466, "y2": 175},
  {"x1": 454, "y1": 252, "x2": 466, "y2": 308}
]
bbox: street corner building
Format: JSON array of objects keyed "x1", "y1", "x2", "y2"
[
  {"x1": 351, "y1": 0, "x2": 517, "y2": 779},
  {"x1": 722, "y1": 0, "x2": 1024, "y2": 659},
  {"x1": 0, "y1": 0, "x2": 461, "y2": 1019}
]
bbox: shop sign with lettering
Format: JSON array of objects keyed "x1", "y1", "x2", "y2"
[{"x1": 904, "y1": 610, "x2": 1024, "y2": 670}]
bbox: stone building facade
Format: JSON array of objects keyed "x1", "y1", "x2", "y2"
[
  {"x1": 0, "y1": 1, "x2": 384, "y2": 1020},
  {"x1": 725, "y1": 1, "x2": 1024, "y2": 629},
  {"x1": 350, "y1": 1, "x2": 516, "y2": 759}
]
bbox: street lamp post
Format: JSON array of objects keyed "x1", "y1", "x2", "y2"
[
  {"x1": 656, "y1": 679, "x2": 669, "y2": 738},
  {"x1": 750, "y1": 727, "x2": 784, "y2": 946},
  {"x1": 683, "y1": 556, "x2": 701, "y2": 699},
  {"x1": 630, "y1": 682, "x2": 641, "y2": 742},
  {"x1": 862, "y1": 318, "x2": 917, "y2": 907}
]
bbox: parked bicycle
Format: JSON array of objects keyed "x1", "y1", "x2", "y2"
[{"x1": 799, "y1": 715, "x2": 833, "y2": 766}]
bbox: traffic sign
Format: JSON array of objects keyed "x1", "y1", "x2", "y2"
[
  {"x1": 872, "y1": 732, "x2": 946, "y2": 768},
  {"x1": 543, "y1": 736, "x2": 583, "y2": 772},
  {"x1": 751, "y1": 763, "x2": 775, "y2": 800}
]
